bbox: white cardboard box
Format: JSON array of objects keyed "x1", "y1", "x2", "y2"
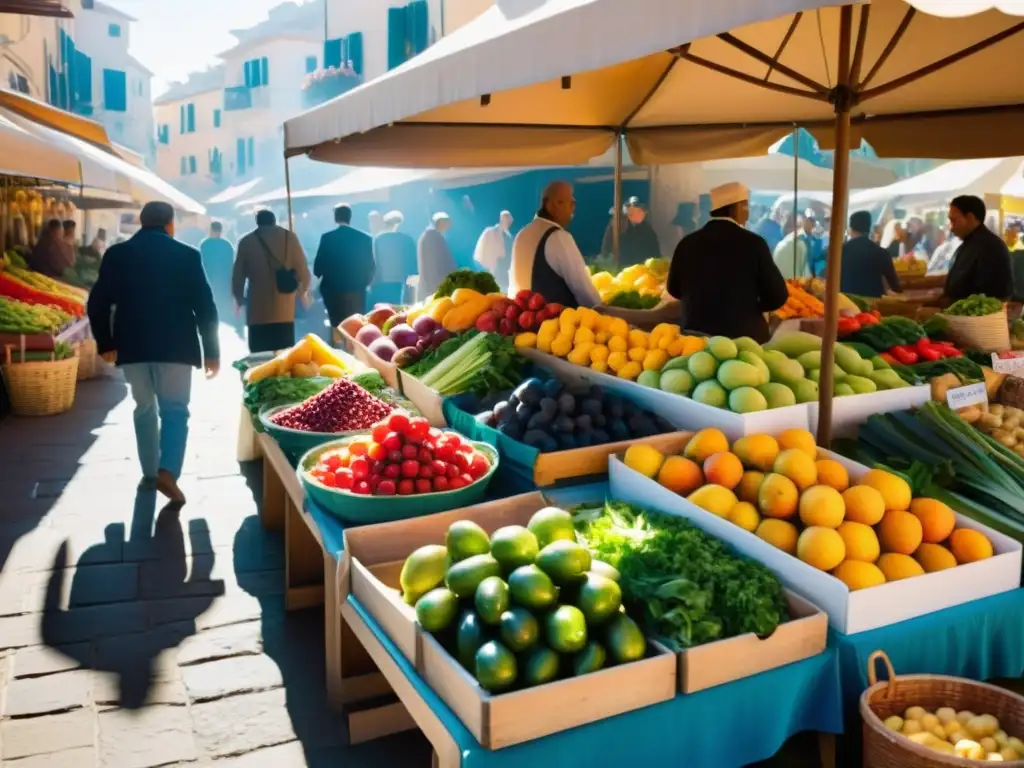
[
  {"x1": 520, "y1": 348, "x2": 811, "y2": 439},
  {"x1": 607, "y1": 453, "x2": 1022, "y2": 635},
  {"x1": 807, "y1": 385, "x2": 931, "y2": 440}
]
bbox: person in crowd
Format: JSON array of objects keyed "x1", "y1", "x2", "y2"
[
  {"x1": 89, "y1": 227, "x2": 108, "y2": 257},
  {"x1": 367, "y1": 210, "x2": 384, "y2": 238},
  {"x1": 944, "y1": 195, "x2": 1014, "y2": 301},
  {"x1": 880, "y1": 219, "x2": 905, "y2": 260},
  {"x1": 510, "y1": 180, "x2": 602, "y2": 309},
  {"x1": 928, "y1": 227, "x2": 959, "y2": 275},
  {"x1": 802, "y1": 211, "x2": 826, "y2": 277},
  {"x1": 29, "y1": 219, "x2": 75, "y2": 277},
  {"x1": 62, "y1": 219, "x2": 78, "y2": 250},
  {"x1": 232, "y1": 209, "x2": 311, "y2": 353},
  {"x1": 86, "y1": 202, "x2": 219, "y2": 505},
  {"x1": 314, "y1": 203, "x2": 375, "y2": 328},
  {"x1": 671, "y1": 203, "x2": 698, "y2": 245},
  {"x1": 667, "y1": 182, "x2": 787, "y2": 342},
  {"x1": 773, "y1": 213, "x2": 807, "y2": 279},
  {"x1": 417, "y1": 212, "x2": 457, "y2": 302},
  {"x1": 473, "y1": 210, "x2": 514, "y2": 292},
  {"x1": 371, "y1": 210, "x2": 417, "y2": 306},
  {"x1": 755, "y1": 207, "x2": 785, "y2": 252},
  {"x1": 839, "y1": 211, "x2": 901, "y2": 299},
  {"x1": 199, "y1": 222, "x2": 236, "y2": 324},
  {"x1": 602, "y1": 197, "x2": 661, "y2": 268}
]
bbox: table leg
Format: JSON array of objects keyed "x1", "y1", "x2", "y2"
[
  {"x1": 818, "y1": 732, "x2": 836, "y2": 768},
  {"x1": 261, "y1": 454, "x2": 285, "y2": 531},
  {"x1": 285, "y1": 499, "x2": 325, "y2": 610},
  {"x1": 324, "y1": 550, "x2": 344, "y2": 712}
]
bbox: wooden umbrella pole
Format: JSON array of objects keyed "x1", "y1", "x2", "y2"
[
  {"x1": 816, "y1": 5, "x2": 855, "y2": 447},
  {"x1": 612, "y1": 132, "x2": 623, "y2": 267}
]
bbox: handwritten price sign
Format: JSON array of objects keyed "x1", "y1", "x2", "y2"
[
  {"x1": 992, "y1": 352, "x2": 1024, "y2": 376},
  {"x1": 946, "y1": 382, "x2": 988, "y2": 409}
]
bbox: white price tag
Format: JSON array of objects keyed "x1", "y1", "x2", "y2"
[
  {"x1": 946, "y1": 382, "x2": 987, "y2": 409},
  {"x1": 991, "y1": 352, "x2": 1024, "y2": 375}
]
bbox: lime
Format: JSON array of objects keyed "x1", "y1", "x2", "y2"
[
  {"x1": 521, "y1": 647, "x2": 560, "y2": 687},
  {"x1": 445, "y1": 554, "x2": 501, "y2": 599},
  {"x1": 507, "y1": 564, "x2": 557, "y2": 611},
  {"x1": 572, "y1": 641, "x2": 607, "y2": 676},
  {"x1": 474, "y1": 576, "x2": 509, "y2": 626},
  {"x1": 527, "y1": 507, "x2": 576, "y2": 549},
  {"x1": 399, "y1": 544, "x2": 448, "y2": 605},
  {"x1": 475, "y1": 640, "x2": 517, "y2": 692},
  {"x1": 456, "y1": 610, "x2": 489, "y2": 669},
  {"x1": 605, "y1": 614, "x2": 646, "y2": 663},
  {"x1": 414, "y1": 588, "x2": 458, "y2": 633},
  {"x1": 445, "y1": 520, "x2": 491, "y2": 562},
  {"x1": 536, "y1": 540, "x2": 591, "y2": 585},
  {"x1": 498, "y1": 607, "x2": 539, "y2": 652},
  {"x1": 576, "y1": 573, "x2": 622, "y2": 626},
  {"x1": 489, "y1": 525, "x2": 539, "y2": 572},
  {"x1": 545, "y1": 605, "x2": 588, "y2": 653}
]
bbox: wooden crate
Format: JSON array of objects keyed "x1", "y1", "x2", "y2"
[
  {"x1": 338, "y1": 327, "x2": 400, "y2": 390},
  {"x1": 675, "y1": 590, "x2": 827, "y2": 693},
  {"x1": 398, "y1": 370, "x2": 446, "y2": 427},
  {"x1": 531, "y1": 431, "x2": 691, "y2": 486}
]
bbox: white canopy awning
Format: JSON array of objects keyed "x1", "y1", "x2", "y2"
[
  {"x1": 206, "y1": 177, "x2": 264, "y2": 205},
  {"x1": 0, "y1": 110, "x2": 99, "y2": 185},
  {"x1": 850, "y1": 157, "x2": 1024, "y2": 207}
]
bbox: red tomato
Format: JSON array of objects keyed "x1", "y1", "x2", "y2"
[
  {"x1": 383, "y1": 463, "x2": 401, "y2": 479},
  {"x1": 415, "y1": 478, "x2": 433, "y2": 494},
  {"x1": 335, "y1": 468, "x2": 353, "y2": 489},
  {"x1": 445, "y1": 434, "x2": 463, "y2": 449},
  {"x1": 452, "y1": 452, "x2": 471, "y2": 472},
  {"x1": 397, "y1": 479, "x2": 415, "y2": 495},
  {"x1": 418, "y1": 447, "x2": 434, "y2": 464},
  {"x1": 372, "y1": 424, "x2": 390, "y2": 443},
  {"x1": 407, "y1": 418, "x2": 430, "y2": 441},
  {"x1": 459, "y1": 473, "x2": 474, "y2": 486},
  {"x1": 433, "y1": 476, "x2": 450, "y2": 492},
  {"x1": 388, "y1": 412, "x2": 410, "y2": 434},
  {"x1": 382, "y1": 432, "x2": 403, "y2": 452},
  {"x1": 401, "y1": 444, "x2": 419, "y2": 459},
  {"x1": 350, "y1": 457, "x2": 370, "y2": 479},
  {"x1": 418, "y1": 464, "x2": 435, "y2": 479},
  {"x1": 445, "y1": 463, "x2": 460, "y2": 480},
  {"x1": 320, "y1": 472, "x2": 337, "y2": 487},
  {"x1": 435, "y1": 442, "x2": 456, "y2": 462},
  {"x1": 324, "y1": 454, "x2": 342, "y2": 472},
  {"x1": 457, "y1": 442, "x2": 473, "y2": 454},
  {"x1": 449, "y1": 476, "x2": 468, "y2": 490},
  {"x1": 367, "y1": 442, "x2": 388, "y2": 461},
  {"x1": 430, "y1": 459, "x2": 447, "y2": 476},
  {"x1": 353, "y1": 480, "x2": 371, "y2": 495},
  {"x1": 401, "y1": 460, "x2": 420, "y2": 478},
  {"x1": 388, "y1": 450, "x2": 403, "y2": 464},
  {"x1": 468, "y1": 454, "x2": 490, "y2": 479},
  {"x1": 377, "y1": 480, "x2": 396, "y2": 496}
]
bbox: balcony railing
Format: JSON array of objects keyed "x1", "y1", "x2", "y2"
[
  {"x1": 301, "y1": 66, "x2": 361, "y2": 109},
  {"x1": 223, "y1": 85, "x2": 252, "y2": 112}
]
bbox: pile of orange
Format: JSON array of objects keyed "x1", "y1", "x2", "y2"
[{"x1": 624, "y1": 428, "x2": 996, "y2": 592}]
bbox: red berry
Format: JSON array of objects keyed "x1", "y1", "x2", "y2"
[
  {"x1": 401, "y1": 460, "x2": 420, "y2": 478},
  {"x1": 348, "y1": 440, "x2": 368, "y2": 457},
  {"x1": 505, "y1": 304, "x2": 521, "y2": 319},
  {"x1": 398, "y1": 479, "x2": 415, "y2": 495},
  {"x1": 450, "y1": 476, "x2": 468, "y2": 490},
  {"x1": 418, "y1": 464, "x2": 434, "y2": 479},
  {"x1": 335, "y1": 468, "x2": 353, "y2": 489},
  {"x1": 445, "y1": 463, "x2": 460, "y2": 479},
  {"x1": 468, "y1": 454, "x2": 490, "y2": 479},
  {"x1": 407, "y1": 418, "x2": 430, "y2": 440},
  {"x1": 383, "y1": 463, "x2": 401, "y2": 479},
  {"x1": 372, "y1": 424, "x2": 390, "y2": 443},
  {"x1": 353, "y1": 480, "x2": 371, "y2": 495},
  {"x1": 435, "y1": 443, "x2": 456, "y2": 462},
  {"x1": 453, "y1": 452, "x2": 471, "y2": 472},
  {"x1": 388, "y1": 450, "x2": 403, "y2": 464},
  {"x1": 527, "y1": 293, "x2": 546, "y2": 311},
  {"x1": 433, "y1": 476, "x2": 450, "y2": 492},
  {"x1": 382, "y1": 432, "x2": 403, "y2": 452},
  {"x1": 367, "y1": 442, "x2": 388, "y2": 461},
  {"x1": 401, "y1": 444, "x2": 419, "y2": 460},
  {"x1": 418, "y1": 447, "x2": 434, "y2": 464},
  {"x1": 324, "y1": 454, "x2": 342, "y2": 472},
  {"x1": 320, "y1": 472, "x2": 337, "y2": 487},
  {"x1": 350, "y1": 457, "x2": 370, "y2": 479},
  {"x1": 415, "y1": 478, "x2": 433, "y2": 494},
  {"x1": 388, "y1": 412, "x2": 410, "y2": 433},
  {"x1": 431, "y1": 459, "x2": 447, "y2": 476},
  {"x1": 377, "y1": 480, "x2": 396, "y2": 496}
]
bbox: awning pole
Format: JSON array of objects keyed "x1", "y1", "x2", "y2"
[
  {"x1": 792, "y1": 125, "x2": 799, "y2": 278},
  {"x1": 817, "y1": 4, "x2": 855, "y2": 447},
  {"x1": 612, "y1": 132, "x2": 623, "y2": 267},
  {"x1": 284, "y1": 155, "x2": 294, "y2": 233}
]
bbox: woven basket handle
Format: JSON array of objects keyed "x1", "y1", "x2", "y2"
[{"x1": 867, "y1": 649, "x2": 897, "y2": 700}]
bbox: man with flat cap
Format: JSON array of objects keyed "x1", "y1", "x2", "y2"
[
  {"x1": 666, "y1": 182, "x2": 789, "y2": 343},
  {"x1": 87, "y1": 201, "x2": 220, "y2": 505}
]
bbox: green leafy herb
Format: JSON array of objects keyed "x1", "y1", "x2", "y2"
[
  {"x1": 433, "y1": 270, "x2": 499, "y2": 299},
  {"x1": 607, "y1": 291, "x2": 660, "y2": 309},
  {"x1": 573, "y1": 501, "x2": 787, "y2": 650},
  {"x1": 944, "y1": 294, "x2": 1003, "y2": 317}
]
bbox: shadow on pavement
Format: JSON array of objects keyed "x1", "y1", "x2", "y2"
[{"x1": 40, "y1": 486, "x2": 224, "y2": 708}]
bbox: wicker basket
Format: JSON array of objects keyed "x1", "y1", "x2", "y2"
[
  {"x1": 2, "y1": 345, "x2": 79, "y2": 417},
  {"x1": 861, "y1": 650, "x2": 1024, "y2": 767},
  {"x1": 939, "y1": 307, "x2": 1011, "y2": 353},
  {"x1": 76, "y1": 338, "x2": 97, "y2": 380}
]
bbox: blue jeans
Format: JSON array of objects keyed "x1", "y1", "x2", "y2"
[{"x1": 121, "y1": 363, "x2": 192, "y2": 480}]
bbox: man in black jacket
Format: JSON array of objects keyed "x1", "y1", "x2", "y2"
[
  {"x1": 944, "y1": 195, "x2": 1013, "y2": 301},
  {"x1": 87, "y1": 202, "x2": 219, "y2": 504},
  {"x1": 667, "y1": 182, "x2": 788, "y2": 342},
  {"x1": 840, "y1": 210, "x2": 901, "y2": 298},
  {"x1": 314, "y1": 203, "x2": 375, "y2": 328}
]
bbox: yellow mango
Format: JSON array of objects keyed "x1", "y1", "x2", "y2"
[
  {"x1": 451, "y1": 288, "x2": 485, "y2": 306},
  {"x1": 537, "y1": 335, "x2": 553, "y2": 354},
  {"x1": 304, "y1": 333, "x2": 349, "y2": 368},
  {"x1": 608, "y1": 335, "x2": 628, "y2": 353},
  {"x1": 595, "y1": 330, "x2": 610, "y2": 344},
  {"x1": 538, "y1": 318, "x2": 559, "y2": 341},
  {"x1": 590, "y1": 345, "x2": 609, "y2": 364},
  {"x1": 591, "y1": 361, "x2": 609, "y2": 374},
  {"x1": 667, "y1": 337, "x2": 689, "y2": 357},
  {"x1": 551, "y1": 334, "x2": 573, "y2": 358},
  {"x1": 607, "y1": 351, "x2": 628, "y2": 373},
  {"x1": 559, "y1": 308, "x2": 578, "y2": 333},
  {"x1": 514, "y1": 333, "x2": 538, "y2": 348},
  {"x1": 568, "y1": 344, "x2": 592, "y2": 366},
  {"x1": 628, "y1": 329, "x2": 649, "y2": 349},
  {"x1": 644, "y1": 349, "x2": 669, "y2": 371},
  {"x1": 577, "y1": 307, "x2": 599, "y2": 330},
  {"x1": 618, "y1": 361, "x2": 643, "y2": 380},
  {"x1": 442, "y1": 295, "x2": 491, "y2": 332},
  {"x1": 429, "y1": 298, "x2": 454, "y2": 322},
  {"x1": 628, "y1": 347, "x2": 647, "y2": 363},
  {"x1": 574, "y1": 327, "x2": 596, "y2": 345}
]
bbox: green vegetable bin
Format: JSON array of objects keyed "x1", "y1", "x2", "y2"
[
  {"x1": 259, "y1": 404, "x2": 368, "y2": 461},
  {"x1": 298, "y1": 437, "x2": 499, "y2": 524}
]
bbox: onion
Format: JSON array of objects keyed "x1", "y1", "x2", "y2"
[
  {"x1": 412, "y1": 315, "x2": 438, "y2": 338},
  {"x1": 356, "y1": 324, "x2": 382, "y2": 346},
  {"x1": 369, "y1": 336, "x2": 398, "y2": 362},
  {"x1": 388, "y1": 323, "x2": 419, "y2": 349}
]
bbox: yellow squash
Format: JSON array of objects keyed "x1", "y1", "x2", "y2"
[{"x1": 442, "y1": 295, "x2": 491, "y2": 332}]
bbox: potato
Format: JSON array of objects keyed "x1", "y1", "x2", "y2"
[
  {"x1": 994, "y1": 730, "x2": 1009, "y2": 748},
  {"x1": 906, "y1": 706, "x2": 928, "y2": 721},
  {"x1": 883, "y1": 715, "x2": 904, "y2": 732},
  {"x1": 958, "y1": 711, "x2": 978, "y2": 725},
  {"x1": 1003, "y1": 416, "x2": 1021, "y2": 432},
  {"x1": 936, "y1": 707, "x2": 958, "y2": 724},
  {"x1": 968, "y1": 716, "x2": 998, "y2": 739},
  {"x1": 981, "y1": 737, "x2": 999, "y2": 753},
  {"x1": 903, "y1": 720, "x2": 923, "y2": 735},
  {"x1": 981, "y1": 412, "x2": 1003, "y2": 429},
  {"x1": 932, "y1": 726, "x2": 949, "y2": 740},
  {"x1": 991, "y1": 404, "x2": 1005, "y2": 417},
  {"x1": 1007, "y1": 737, "x2": 1024, "y2": 754},
  {"x1": 1001, "y1": 747, "x2": 1021, "y2": 760},
  {"x1": 948, "y1": 730, "x2": 969, "y2": 745},
  {"x1": 921, "y1": 714, "x2": 941, "y2": 732},
  {"x1": 955, "y1": 739, "x2": 987, "y2": 760}
]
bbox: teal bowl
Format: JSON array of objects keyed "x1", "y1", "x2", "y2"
[
  {"x1": 259, "y1": 404, "x2": 368, "y2": 462},
  {"x1": 298, "y1": 436, "x2": 499, "y2": 524}
]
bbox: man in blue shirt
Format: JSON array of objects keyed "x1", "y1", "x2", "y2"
[
  {"x1": 802, "y1": 211, "x2": 826, "y2": 277},
  {"x1": 199, "y1": 222, "x2": 235, "y2": 327},
  {"x1": 840, "y1": 210, "x2": 901, "y2": 298}
]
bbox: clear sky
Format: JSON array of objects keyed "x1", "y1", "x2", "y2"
[{"x1": 104, "y1": 0, "x2": 292, "y2": 96}]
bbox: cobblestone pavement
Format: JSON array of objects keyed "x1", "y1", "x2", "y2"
[{"x1": 0, "y1": 326, "x2": 430, "y2": 767}]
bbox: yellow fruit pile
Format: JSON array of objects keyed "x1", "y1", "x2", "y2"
[
  {"x1": 623, "y1": 427, "x2": 995, "y2": 591},
  {"x1": 591, "y1": 261, "x2": 667, "y2": 302},
  {"x1": 883, "y1": 705, "x2": 1023, "y2": 761},
  {"x1": 517, "y1": 308, "x2": 705, "y2": 382},
  {"x1": 244, "y1": 334, "x2": 352, "y2": 383}
]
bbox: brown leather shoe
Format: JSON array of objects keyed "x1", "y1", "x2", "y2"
[{"x1": 156, "y1": 470, "x2": 186, "y2": 505}]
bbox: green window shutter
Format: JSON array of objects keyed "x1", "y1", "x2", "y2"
[
  {"x1": 408, "y1": 1, "x2": 428, "y2": 55},
  {"x1": 387, "y1": 7, "x2": 407, "y2": 70},
  {"x1": 324, "y1": 39, "x2": 342, "y2": 69},
  {"x1": 261, "y1": 57, "x2": 269, "y2": 86},
  {"x1": 347, "y1": 32, "x2": 363, "y2": 75}
]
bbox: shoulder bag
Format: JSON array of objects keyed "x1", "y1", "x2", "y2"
[{"x1": 255, "y1": 230, "x2": 299, "y2": 294}]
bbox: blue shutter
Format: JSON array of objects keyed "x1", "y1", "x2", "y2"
[
  {"x1": 73, "y1": 50, "x2": 91, "y2": 110},
  {"x1": 236, "y1": 138, "x2": 246, "y2": 175},
  {"x1": 108, "y1": 23, "x2": 121, "y2": 37},
  {"x1": 179, "y1": 105, "x2": 185, "y2": 133},
  {"x1": 324, "y1": 38, "x2": 342, "y2": 68},
  {"x1": 347, "y1": 32, "x2": 363, "y2": 75},
  {"x1": 189, "y1": 156, "x2": 197, "y2": 174},
  {"x1": 213, "y1": 108, "x2": 221, "y2": 128},
  {"x1": 408, "y1": 1, "x2": 428, "y2": 55},
  {"x1": 247, "y1": 137, "x2": 254, "y2": 166},
  {"x1": 180, "y1": 157, "x2": 186, "y2": 175},
  {"x1": 261, "y1": 57, "x2": 268, "y2": 86},
  {"x1": 305, "y1": 55, "x2": 317, "y2": 73},
  {"x1": 243, "y1": 60, "x2": 252, "y2": 87},
  {"x1": 387, "y1": 7, "x2": 407, "y2": 69},
  {"x1": 187, "y1": 103, "x2": 195, "y2": 132},
  {"x1": 102, "y1": 69, "x2": 126, "y2": 112},
  {"x1": 48, "y1": 63, "x2": 58, "y2": 106}
]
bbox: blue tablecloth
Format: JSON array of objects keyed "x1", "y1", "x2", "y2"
[
  {"x1": 349, "y1": 598, "x2": 842, "y2": 768},
  {"x1": 832, "y1": 588, "x2": 1024, "y2": 709}
]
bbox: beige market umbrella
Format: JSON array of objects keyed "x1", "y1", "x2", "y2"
[{"x1": 285, "y1": 0, "x2": 1024, "y2": 442}]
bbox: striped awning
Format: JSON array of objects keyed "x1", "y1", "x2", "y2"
[{"x1": 0, "y1": 0, "x2": 73, "y2": 18}]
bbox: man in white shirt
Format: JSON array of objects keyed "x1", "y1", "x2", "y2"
[
  {"x1": 773, "y1": 214, "x2": 808, "y2": 279},
  {"x1": 473, "y1": 211, "x2": 513, "y2": 292},
  {"x1": 509, "y1": 181, "x2": 601, "y2": 308}
]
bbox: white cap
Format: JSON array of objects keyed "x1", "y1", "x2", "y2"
[
  {"x1": 709, "y1": 182, "x2": 750, "y2": 211},
  {"x1": 432, "y1": 211, "x2": 450, "y2": 223}
]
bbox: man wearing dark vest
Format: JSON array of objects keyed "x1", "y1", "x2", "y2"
[{"x1": 509, "y1": 180, "x2": 601, "y2": 309}]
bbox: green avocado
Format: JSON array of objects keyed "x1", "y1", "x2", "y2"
[
  {"x1": 508, "y1": 564, "x2": 558, "y2": 611},
  {"x1": 475, "y1": 640, "x2": 517, "y2": 692},
  {"x1": 536, "y1": 540, "x2": 592, "y2": 585},
  {"x1": 499, "y1": 607, "x2": 540, "y2": 652},
  {"x1": 445, "y1": 520, "x2": 491, "y2": 562},
  {"x1": 415, "y1": 587, "x2": 458, "y2": 633},
  {"x1": 456, "y1": 610, "x2": 489, "y2": 669},
  {"x1": 474, "y1": 576, "x2": 510, "y2": 626},
  {"x1": 572, "y1": 641, "x2": 607, "y2": 676},
  {"x1": 445, "y1": 554, "x2": 501, "y2": 599},
  {"x1": 546, "y1": 605, "x2": 588, "y2": 653},
  {"x1": 576, "y1": 573, "x2": 622, "y2": 626},
  {"x1": 489, "y1": 525, "x2": 540, "y2": 572},
  {"x1": 605, "y1": 614, "x2": 647, "y2": 664},
  {"x1": 521, "y1": 647, "x2": 560, "y2": 687}
]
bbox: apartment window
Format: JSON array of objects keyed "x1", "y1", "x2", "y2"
[
  {"x1": 180, "y1": 157, "x2": 186, "y2": 176},
  {"x1": 247, "y1": 137, "x2": 255, "y2": 167},
  {"x1": 108, "y1": 23, "x2": 121, "y2": 37},
  {"x1": 243, "y1": 57, "x2": 269, "y2": 88},
  {"x1": 388, "y1": 2, "x2": 428, "y2": 70},
  {"x1": 305, "y1": 55, "x2": 317, "y2": 74},
  {"x1": 235, "y1": 138, "x2": 246, "y2": 176},
  {"x1": 7, "y1": 72, "x2": 28, "y2": 94},
  {"x1": 213, "y1": 108, "x2": 221, "y2": 128},
  {"x1": 157, "y1": 124, "x2": 169, "y2": 144},
  {"x1": 102, "y1": 69, "x2": 127, "y2": 112},
  {"x1": 189, "y1": 156, "x2": 197, "y2": 174}
]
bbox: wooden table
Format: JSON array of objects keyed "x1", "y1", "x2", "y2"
[{"x1": 257, "y1": 433, "x2": 416, "y2": 743}]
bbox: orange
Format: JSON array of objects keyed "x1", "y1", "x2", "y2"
[
  {"x1": 756, "y1": 519, "x2": 799, "y2": 555},
  {"x1": 948, "y1": 528, "x2": 994, "y2": 564},
  {"x1": 731, "y1": 434, "x2": 780, "y2": 472},
  {"x1": 727, "y1": 501, "x2": 761, "y2": 532},
  {"x1": 773, "y1": 449, "x2": 818, "y2": 491},
  {"x1": 656, "y1": 455, "x2": 704, "y2": 495},
  {"x1": 757, "y1": 473, "x2": 799, "y2": 519},
  {"x1": 687, "y1": 485, "x2": 738, "y2": 517},
  {"x1": 877, "y1": 553, "x2": 925, "y2": 581},
  {"x1": 832, "y1": 560, "x2": 886, "y2": 591},
  {"x1": 859, "y1": 469, "x2": 912, "y2": 511},
  {"x1": 841, "y1": 485, "x2": 886, "y2": 526},
  {"x1": 736, "y1": 471, "x2": 765, "y2": 504},
  {"x1": 683, "y1": 428, "x2": 730, "y2": 464},
  {"x1": 703, "y1": 452, "x2": 744, "y2": 490},
  {"x1": 836, "y1": 521, "x2": 880, "y2": 562},
  {"x1": 798, "y1": 485, "x2": 846, "y2": 528},
  {"x1": 877, "y1": 510, "x2": 923, "y2": 555},
  {"x1": 623, "y1": 444, "x2": 665, "y2": 478},
  {"x1": 815, "y1": 459, "x2": 850, "y2": 492},
  {"x1": 797, "y1": 527, "x2": 846, "y2": 571},
  {"x1": 909, "y1": 498, "x2": 956, "y2": 544},
  {"x1": 914, "y1": 543, "x2": 958, "y2": 572},
  {"x1": 777, "y1": 428, "x2": 817, "y2": 458}
]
